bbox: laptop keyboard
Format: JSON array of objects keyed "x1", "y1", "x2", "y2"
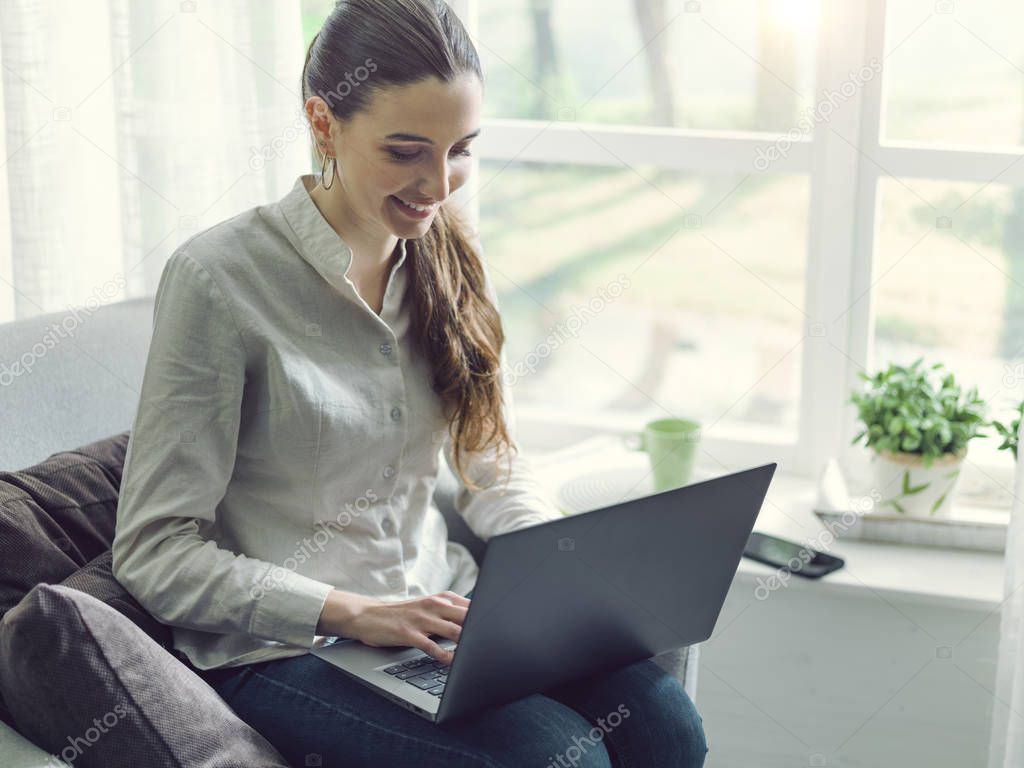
[{"x1": 381, "y1": 653, "x2": 450, "y2": 696}]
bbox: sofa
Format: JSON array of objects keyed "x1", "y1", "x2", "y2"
[{"x1": 0, "y1": 296, "x2": 698, "y2": 767}]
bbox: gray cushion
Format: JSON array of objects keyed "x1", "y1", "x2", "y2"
[
  {"x1": 0, "y1": 583, "x2": 288, "y2": 768},
  {"x1": 0, "y1": 550, "x2": 173, "y2": 731}
]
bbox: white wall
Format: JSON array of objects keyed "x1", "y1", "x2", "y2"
[{"x1": 699, "y1": 576, "x2": 999, "y2": 767}]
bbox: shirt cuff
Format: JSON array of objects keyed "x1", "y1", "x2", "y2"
[
  {"x1": 504, "y1": 501, "x2": 566, "y2": 531},
  {"x1": 249, "y1": 565, "x2": 335, "y2": 648}
]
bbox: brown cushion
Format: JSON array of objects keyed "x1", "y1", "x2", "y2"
[
  {"x1": 0, "y1": 431, "x2": 129, "y2": 624},
  {"x1": 0, "y1": 583, "x2": 289, "y2": 768},
  {"x1": 0, "y1": 431, "x2": 132, "y2": 728}
]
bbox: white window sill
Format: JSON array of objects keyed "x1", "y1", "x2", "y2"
[
  {"x1": 732, "y1": 472, "x2": 1005, "y2": 613},
  {"x1": 524, "y1": 423, "x2": 1007, "y2": 614}
]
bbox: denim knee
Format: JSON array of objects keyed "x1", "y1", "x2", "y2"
[
  {"x1": 446, "y1": 693, "x2": 614, "y2": 768},
  {"x1": 494, "y1": 700, "x2": 613, "y2": 768},
  {"x1": 530, "y1": 725, "x2": 614, "y2": 768},
  {"x1": 648, "y1": 672, "x2": 708, "y2": 767}
]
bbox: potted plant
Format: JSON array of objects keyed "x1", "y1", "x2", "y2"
[
  {"x1": 849, "y1": 358, "x2": 987, "y2": 517},
  {"x1": 992, "y1": 400, "x2": 1024, "y2": 460}
]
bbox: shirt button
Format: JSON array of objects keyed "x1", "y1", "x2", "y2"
[
  {"x1": 381, "y1": 518, "x2": 395, "y2": 534},
  {"x1": 390, "y1": 406, "x2": 401, "y2": 421},
  {"x1": 379, "y1": 342, "x2": 392, "y2": 356},
  {"x1": 383, "y1": 465, "x2": 395, "y2": 478}
]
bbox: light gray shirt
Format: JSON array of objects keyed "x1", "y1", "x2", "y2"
[{"x1": 111, "y1": 173, "x2": 562, "y2": 671}]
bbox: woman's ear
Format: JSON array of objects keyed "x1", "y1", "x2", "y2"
[{"x1": 305, "y1": 96, "x2": 334, "y2": 155}]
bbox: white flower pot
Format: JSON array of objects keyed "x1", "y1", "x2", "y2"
[{"x1": 870, "y1": 449, "x2": 965, "y2": 518}]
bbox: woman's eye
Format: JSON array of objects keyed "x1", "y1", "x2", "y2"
[{"x1": 387, "y1": 146, "x2": 473, "y2": 162}]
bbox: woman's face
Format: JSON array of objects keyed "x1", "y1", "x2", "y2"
[{"x1": 307, "y1": 73, "x2": 482, "y2": 241}]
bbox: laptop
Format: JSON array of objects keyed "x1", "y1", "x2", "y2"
[{"x1": 311, "y1": 461, "x2": 777, "y2": 724}]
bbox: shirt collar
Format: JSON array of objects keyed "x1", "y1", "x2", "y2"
[{"x1": 279, "y1": 173, "x2": 407, "y2": 296}]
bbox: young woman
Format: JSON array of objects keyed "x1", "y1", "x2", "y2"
[{"x1": 111, "y1": 1, "x2": 707, "y2": 765}]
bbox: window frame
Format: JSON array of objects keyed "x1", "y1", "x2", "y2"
[{"x1": 450, "y1": 0, "x2": 1023, "y2": 495}]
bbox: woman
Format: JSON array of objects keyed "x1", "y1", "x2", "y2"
[{"x1": 111, "y1": 1, "x2": 707, "y2": 765}]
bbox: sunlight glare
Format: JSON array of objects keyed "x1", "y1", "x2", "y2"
[{"x1": 772, "y1": 0, "x2": 818, "y2": 38}]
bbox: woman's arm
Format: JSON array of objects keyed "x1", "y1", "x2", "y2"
[{"x1": 111, "y1": 250, "x2": 334, "y2": 647}]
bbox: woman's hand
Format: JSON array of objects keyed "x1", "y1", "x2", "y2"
[{"x1": 318, "y1": 589, "x2": 470, "y2": 664}]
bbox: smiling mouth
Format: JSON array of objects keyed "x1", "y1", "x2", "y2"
[{"x1": 390, "y1": 195, "x2": 438, "y2": 218}]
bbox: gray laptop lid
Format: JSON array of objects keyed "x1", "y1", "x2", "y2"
[{"x1": 436, "y1": 462, "x2": 776, "y2": 724}]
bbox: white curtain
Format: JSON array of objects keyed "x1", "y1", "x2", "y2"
[
  {"x1": 0, "y1": 0, "x2": 310, "y2": 322},
  {"x1": 989, "y1": 421, "x2": 1024, "y2": 767}
]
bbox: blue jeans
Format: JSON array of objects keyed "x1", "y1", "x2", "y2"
[{"x1": 191, "y1": 651, "x2": 708, "y2": 767}]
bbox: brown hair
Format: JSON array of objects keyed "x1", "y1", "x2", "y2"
[{"x1": 301, "y1": 0, "x2": 514, "y2": 492}]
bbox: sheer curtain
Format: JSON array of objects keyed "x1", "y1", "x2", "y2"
[
  {"x1": 0, "y1": 0, "x2": 309, "y2": 323},
  {"x1": 989, "y1": 421, "x2": 1024, "y2": 767}
]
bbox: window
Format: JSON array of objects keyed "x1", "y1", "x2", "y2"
[
  {"x1": 464, "y1": 0, "x2": 1023, "y2": 509},
  {"x1": 478, "y1": 0, "x2": 819, "y2": 132},
  {"x1": 479, "y1": 161, "x2": 809, "y2": 439},
  {"x1": 463, "y1": 0, "x2": 827, "y2": 476},
  {"x1": 882, "y1": 0, "x2": 1024, "y2": 149},
  {"x1": 869, "y1": 178, "x2": 1022, "y2": 504}
]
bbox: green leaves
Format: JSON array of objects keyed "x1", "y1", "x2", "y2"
[
  {"x1": 849, "y1": 358, "x2": 988, "y2": 464},
  {"x1": 992, "y1": 400, "x2": 1024, "y2": 460}
]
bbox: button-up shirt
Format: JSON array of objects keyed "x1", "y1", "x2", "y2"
[{"x1": 111, "y1": 174, "x2": 562, "y2": 671}]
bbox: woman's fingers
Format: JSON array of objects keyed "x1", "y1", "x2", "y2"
[
  {"x1": 414, "y1": 634, "x2": 455, "y2": 665},
  {"x1": 422, "y1": 616, "x2": 463, "y2": 644},
  {"x1": 434, "y1": 601, "x2": 469, "y2": 625},
  {"x1": 416, "y1": 593, "x2": 468, "y2": 625}
]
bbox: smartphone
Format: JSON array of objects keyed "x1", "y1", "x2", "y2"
[{"x1": 742, "y1": 531, "x2": 844, "y2": 579}]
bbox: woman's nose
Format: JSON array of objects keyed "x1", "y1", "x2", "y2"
[{"x1": 422, "y1": 157, "x2": 452, "y2": 202}]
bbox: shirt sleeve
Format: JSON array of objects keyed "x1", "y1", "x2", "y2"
[
  {"x1": 441, "y1": 245, "x2": 565, "y2": 542},
  {"x1": 111, "y1": 250, "x2": 334, "y2": 648}
]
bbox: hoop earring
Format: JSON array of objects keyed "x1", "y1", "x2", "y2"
[{"x1": 319, "y1": 146, "x2": 336, "y2": 190}]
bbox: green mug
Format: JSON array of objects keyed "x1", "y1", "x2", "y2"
[{"x1": 623, "y1": 417, "x2": 702, "y2": 492}]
